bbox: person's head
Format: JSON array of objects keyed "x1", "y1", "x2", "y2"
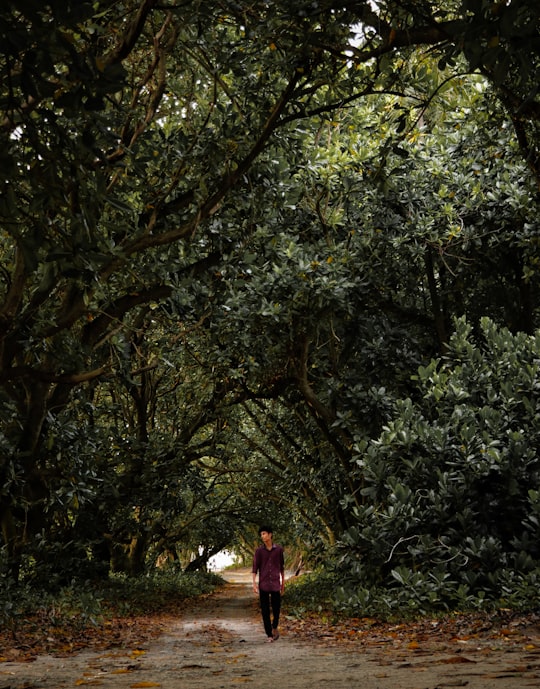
[{"x1": 258, "y1": 525, "x2": 274, "y2": 546}]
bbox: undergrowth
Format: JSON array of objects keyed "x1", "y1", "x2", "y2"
[
  {"x1": 284, "y1": 570, "x2": 337, "y2": 618},
  {"x1": 284, "y1": 567, "x2": 540, "y2": 622},
  {"x1": 0, "y1": 569, "x2": 223, "y2": 641}
]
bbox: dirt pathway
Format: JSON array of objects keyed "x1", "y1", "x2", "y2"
[{"x1": 1, "y1": 570, "x2": 540, "y2": 688}]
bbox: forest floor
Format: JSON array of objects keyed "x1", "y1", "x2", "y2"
[{"x1": 1, "y1": 569, "x2": 540, "y2": 689}]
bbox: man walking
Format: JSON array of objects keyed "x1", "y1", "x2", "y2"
[{"x1": 252, "y1": 525, "x2": 285, "y2": 642}]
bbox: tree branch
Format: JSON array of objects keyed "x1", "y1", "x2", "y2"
[{"x1": 106, "y1": 0, "x2": 160, "y2": 65}]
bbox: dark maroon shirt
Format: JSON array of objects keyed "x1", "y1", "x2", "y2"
[{"x1": 252, "y1": 544, "x2": 284, "y2": 592}]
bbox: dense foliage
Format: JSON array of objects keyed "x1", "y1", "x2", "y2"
[
  {"x1": 333, "y1": 318, "x2": 540, "y2": 615},
  {"x1": 1, "y1": 0, "x2": 539, "y2": 617},
  {"x1": 0, "y1": 568, "x2": 222, "y2": 651}
]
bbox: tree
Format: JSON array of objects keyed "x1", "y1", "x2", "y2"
[
  {"x1": 1, "y1": 0, "x2": 539, "y2": 590},
  {"x1": 0, "y1": 0, "x2": 358, "y2": 577},
  {"x1": 203, "y1": 58, "x2": 539, "y2": 542}
]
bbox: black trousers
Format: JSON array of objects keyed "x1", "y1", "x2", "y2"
[{"x1": 259, "y1": 589, "x2": 281, "y2": 637}]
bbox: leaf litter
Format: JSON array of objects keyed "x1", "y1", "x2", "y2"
[{"x1": 1, "y1": 571, "x2": 540, "y2": 688}]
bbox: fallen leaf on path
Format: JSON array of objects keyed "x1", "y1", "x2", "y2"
[
  {"x1": 130, "y1": 683, "x2": 161, "y2": 688},
  {"x1": 180, "y1": 663, "x2": 210, "y2": 669}
]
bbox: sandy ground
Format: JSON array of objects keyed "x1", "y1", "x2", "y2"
[{"x1": 1, "y1": 569, "x2": 540, "y2": 689}]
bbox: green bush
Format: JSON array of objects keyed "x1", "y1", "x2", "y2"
[
  {"x1": 284, "y1": 569, "x2": 339, "y2": 616},
  {"x1": 0, "y1": 569, "x2": 223, "y2": 634},
  {"x1": 333, "y1": 317, "x2": 540, "y2": 616}
]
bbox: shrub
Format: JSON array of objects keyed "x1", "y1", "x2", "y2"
[{"x1": 334, "y1": 317, "x2": 540, "y2": 615}]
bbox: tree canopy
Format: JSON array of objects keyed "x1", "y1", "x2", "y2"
[{"x1": 1, "y1": 0, "x2": 540, "y2": 613}]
